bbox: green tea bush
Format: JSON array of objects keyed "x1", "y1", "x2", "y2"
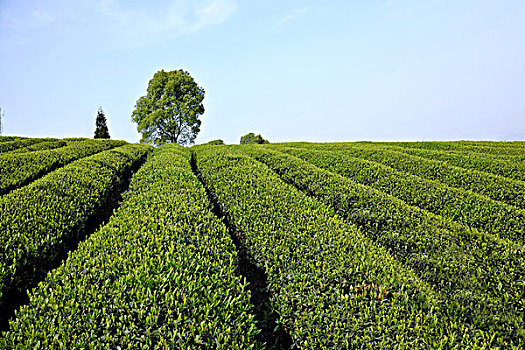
[
  {"x1": 243, "y1": 145, "x2": 524, "y2": 340},
  {"x1": 193, "y1": 145, "x2": 509, "y2": 349},
  {"x1": 277, "y1": 146, "x2": 525, "y2": 244},
  {"x1": 0, "y1": 139, "x2": 127, "y2": 195},
  {"x1": 0, "y1": 139, "x2": 44, "y2": 154},
  {"x1": 282, "y1": 142, "x2": 525, "y2": 210},
  {"x1": 0, "y1": 143, "x2": 151, "y2": 318},
  {"x1": 1, "y1": 144, "x2": 260, "y2": 349},
  {"x1": 383, "y1": 144, "x2": 525, "y2": 182},
  {"x1": 376, "y1": 141, "x2": 525, "y2": 157},
  {"x1": 9, "y1": 140, "x2": 67, "y2": 154}
]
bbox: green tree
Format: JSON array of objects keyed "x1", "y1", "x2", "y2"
[
  {"x1": 131, "y1": 69, "x2": 205, "y2": 146},
  {"x1": 206, "y1": 139, "x2": 225, "y2": 145},
  {"x1": 240, "y1": 133, "x2": 269, "y2": 144},
  {"x1": 94, "y1": 107, "x2": 111, "y2": 139}
]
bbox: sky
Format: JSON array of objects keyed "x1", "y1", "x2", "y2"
[{"x1": 1, "y1": 0, "x2": 525, "y2": 144}]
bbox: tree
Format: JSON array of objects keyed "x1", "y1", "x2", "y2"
[
  {"x1": 240, "y1": 133, "x2": 269, "y2": 144},
  {"x1": 131, "y1": 69, "x2": 205, "y2": 146},
  {"x1": 94, "y1": 107, "x2": 111, "y2": 139},
  {"x1": 206, "y1": 139, "x2": 225, "y2": 145}
]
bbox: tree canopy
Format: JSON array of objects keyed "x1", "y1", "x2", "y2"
[
  {"x1": 206, "y1": 139, "x2": 225, "y2": 145},
  {"x1": 94, "y1": 107, "x2": 110, "y2": 139},
  {"x1": 240, "y1": 133, "x2": 269, "y2": 144},
  {"x1": 131, "y1": 69, "x2": 205, "y2": 146}
]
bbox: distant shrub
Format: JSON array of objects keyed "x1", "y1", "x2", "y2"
[
  {"x1": 240, "y1": 133, "x2": 269, "y2": 145},
  {"x1": 207, "y1": 139, "x2": 225, "y2": 145}
]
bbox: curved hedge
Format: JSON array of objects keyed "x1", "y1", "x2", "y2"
[
  {"x1": 193, "y1": 145, "x2": 509, "y2": 349},
  {"x1": 9, "y1": 140, "x2": 67, "y2": 154},
  {"x1": 277, "y1": 146, "x2": 525, "y2": 244},
  {"x1": 242, "y1": 145, "x2": 524, "y2": 339},
  {"x1": 383, "y1": 144, "x2": 525, "y2": 182},
  {"x1": 0, "y1": 143, "x2": 152, "y2": 321},
  {"x1": 283, "y1": 142, "x2": 525, "y2": 210},
  {"x1": 376, "y1": 141, "x2": 525, "y2": 158},
  {"x1": 1, "y1": 144, "x2": 261, "y2": 349},
  {"x1": 0, "y1": 139, "x2": 127, "y2": 195},
  {"x1": 0, "y1": 137, "x2": 24, "y2": 143},
  {"x1": 0, "y1": 139, "x2": 44, "y2": 154}
]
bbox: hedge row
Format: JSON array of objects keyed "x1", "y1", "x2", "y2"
[
  {"x1": 62, "y1": 137, "x2": 92, "y2": 142},
  {"x1": 0, "y1": 139, "x2": 44, "y2": 154},
  {"x1": 193, "y1": 145, "x2": 507, "y2": 349},
  {"x1": 9, "y1": 140, "x2": 67, "y2": 154},
  {"x1": 242, "y1": 145, "x2": 524, "y2": 337},
  {"x1": 382, "y1": 144, "x2": 525, "y2": 182},
  {"x1": 457, "y1": 141, "x2": 525, "y2": 148},
  {"x1": 1, "y1": 144, "x2": 261, "y2": 349},
  {"x1": 0, "y1": 143, "x2": 152, "y2": 321},
  {"x1": 282, "y1": 142, "x2": 525, "y2": 210},
  {"x1": 0, "y1": 137, "x2": 24, "y2": 143},
  {"x1": 0, "y1": 139, "x2": 126, "y2": 196},
  {"x1": 278, "y1": 146, "x2": 525, "y2": 244},
  {"x1": 377, "y1": 141, "x2": 525, "y2": 158}
]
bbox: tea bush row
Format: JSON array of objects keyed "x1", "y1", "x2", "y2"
[
  {"x1": 379, "y1": 141, "x2": 525, "y2": 158},
  {"x1": 0, "y1": 139, "x2": 45, "y2": 154},
  {"x1": 0, "y1": 143, "x2": 151, "y2": 318},
  {"x1": 193, "y1": 145, "x2": 504, "y2": 349},
  {"x1": 1, "y1": 144, "x2": 261, "y2": 349},
  {"x1": 0, "y1": 137, "x2": 24, "y2": 143},
  {"x1": 277, "y1": 146, "x2": 525, "y2": 244},
  {"x1": 9, "y1": 140, "x2": 67, "y2": 154},
  {"x1": 382, "y1": 144, "x2": 525, "y2": 182},
  {"x1": 282, "y1": 142, "x2": 525, "y2": 210},
  {"x1": 243, "y1": 145, "x2": 524, "y2": 341},
  {"x1": 0, "y1": 139, "x2": 126, "y2": 195}
]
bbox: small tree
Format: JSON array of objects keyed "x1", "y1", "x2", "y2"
[
  {"x1": 240, "y1": 133, "x2": 269, "y2": 144},
  {"x1": 206, "y1": 139, "x2": 225, "y2": 145},
  {"x1": 131, "y1": 69, "x2": 205, "y2": 146},
  {"x1": 94, "y1": 107, "x2": 111, "y2": 139}
]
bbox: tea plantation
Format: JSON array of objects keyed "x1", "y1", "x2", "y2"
[{"x1": 0, "y1": 136, "x2": 523, "y2": 348}]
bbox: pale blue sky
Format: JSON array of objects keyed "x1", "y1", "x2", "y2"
[{"x1": 1, "y1": 0, "x2": 524, "y2": 143}]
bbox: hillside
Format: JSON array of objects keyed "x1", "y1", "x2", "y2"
[{"x1": 0, "y1": 137, "x2": 523, "y2": 348}]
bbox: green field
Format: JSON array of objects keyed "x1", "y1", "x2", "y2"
[{"x1": 0, "y1": 136, "x2": 523, "y2": 348}]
